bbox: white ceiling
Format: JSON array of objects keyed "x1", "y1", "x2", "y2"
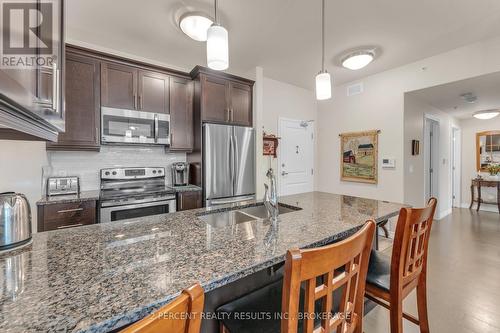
[
  {"x1": 408, "y1": 71, "x2": 500, "y2": 119},
  {"x1": 66, "y1": 0, "x2": 500, "y2": 89}
]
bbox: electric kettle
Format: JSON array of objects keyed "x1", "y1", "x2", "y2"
[{"x1": 0, "y1": 192, "x2": 32, "y2": 250}]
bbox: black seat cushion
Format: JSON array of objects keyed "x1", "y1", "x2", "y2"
[
  {"x1": 366, "y1": 250, "x2": 391, "y2": 293},
  {"x1": 216, "y1": 278, "x2": 342, "y2": 333}
]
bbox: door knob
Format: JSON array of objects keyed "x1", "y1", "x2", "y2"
[{"x1": 281, "y1": 171, "x2": 289, "y2": 176}]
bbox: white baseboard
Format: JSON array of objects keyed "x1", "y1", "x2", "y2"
[
  {"x1": 460, "y1": 203, "x2": 499, "y2": 213},
  {"x1": 436, "y1": 208, "x2": 452, "y2": 220}
]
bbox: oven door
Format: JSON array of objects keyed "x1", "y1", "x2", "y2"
[
  {"x1": 100, "y1": 199, "x2": 176, "y2": 223},
  {"x1": 101, "y1": 107, "x2": 170, "y2": 145}
]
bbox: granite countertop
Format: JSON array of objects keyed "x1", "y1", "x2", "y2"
[
  {"x1": 0, "y1": 192, "x2": 405, "y2": 333},
  {"x1": 37, "y1": 190, "x2": 100, "y2": 205},
  {"x1": 167, "y1": 184, "x2": 202, "y2": 192}
]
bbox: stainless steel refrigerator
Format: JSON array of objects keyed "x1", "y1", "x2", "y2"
[{"x1": 203, "y1": 123, "x2": 255, "y2": 206}]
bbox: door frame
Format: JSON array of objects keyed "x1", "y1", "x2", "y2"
[
  {"x1": 423, "y1": 114, "x2": 440, "y2": 206},
  {"x1": 277, "y1": 117, "x2": 315, "y2": 196},
  {"x1": 451, "y1": 125, "x2": 461, "y2": 208}
]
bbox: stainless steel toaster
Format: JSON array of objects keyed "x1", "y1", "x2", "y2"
[
  {"x1": 47, "y1": 177, "x2": 80, "y2": 196},
  {"x1": 0, "y1": 192, "x2": 32, "y2": 250}
]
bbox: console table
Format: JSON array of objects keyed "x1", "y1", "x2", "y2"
[{"x1": 469, "y1": 178, "x2": 500, "y2": 213}]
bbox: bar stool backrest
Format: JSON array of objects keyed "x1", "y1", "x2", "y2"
[
  {"x1": 120, "y1": 283, "x2": 204, "y2": 333},
  {"x1": 281, "y1": 221, "x2": 376, "y2": 333},
  {"x1": 391, "y1": 198, "x2": 437, "y2": 293}
]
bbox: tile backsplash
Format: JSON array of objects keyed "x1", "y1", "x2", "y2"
[{"x1": 44, "y1": 146, "x2": 186, "y2": 191}]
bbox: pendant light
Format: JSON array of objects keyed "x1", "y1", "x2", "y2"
[
  {"x1": 315, "y1": 0, "x2": 331, "y2": 100},
  {"x1": 206, "y1": 0, "x2": 229, "y2": 70}
]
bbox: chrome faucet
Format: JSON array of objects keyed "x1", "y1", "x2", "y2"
[{"x1": 264, "y1": 168, "x2": 279, "y2": 222}]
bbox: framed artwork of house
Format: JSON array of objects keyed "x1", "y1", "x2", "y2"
[{"x1": 340, "y1": 130, "x2": 379, "y2": 184}]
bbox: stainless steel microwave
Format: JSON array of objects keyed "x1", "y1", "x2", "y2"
[{"x1": 101, "y1": 107, "x2": 170, "y2": 145}]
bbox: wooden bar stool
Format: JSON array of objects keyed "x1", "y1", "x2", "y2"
[
  {"x1": 121, "y1": 283, "x2": 204, "y2": 333},
  {"x1": 365, "y1": 197, "x2": 437, "y2": 333},
  {"x1": 216, "y1": 220, "x2": 376, "y2": 333}
]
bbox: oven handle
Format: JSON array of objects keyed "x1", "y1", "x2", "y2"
[
  {"x1": 154, "y1": 114, "x2": 159, "y2": 143},
  {"x1": 102, "y1": 199, "x2": 175, "y2": 212}
]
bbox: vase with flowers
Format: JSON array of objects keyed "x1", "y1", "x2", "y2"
[{"x1": 487, "y1": 163, "x2": 500, "y2": 179}]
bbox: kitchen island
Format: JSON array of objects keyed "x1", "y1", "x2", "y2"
[{"x1": 0, "y1": 192, "x2": 404, "y2": 333}]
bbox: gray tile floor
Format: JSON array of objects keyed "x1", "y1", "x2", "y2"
[{"x1": 365, "y1": 208, "x2": 500, "y2": 333}]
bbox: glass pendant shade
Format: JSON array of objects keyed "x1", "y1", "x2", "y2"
[
  {"x1": 207, "y1": 24, "x2": 229, "y2": 70},
  {"x1": 315, "y1": 71, "x2": 332, "y2": 100}
]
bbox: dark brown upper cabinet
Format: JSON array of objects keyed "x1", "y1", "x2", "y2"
[
  {"x1": 47, "y1": 50, "x2": 100, "y2": 151},
  {"x1": 229, "y1": 82, "x2": 252, "y2": 126},
  {"x1": 202, "y1": 75, "x2": 230, "y2": 123},
  {"x1": 191, "y1": 66, "x2": 254, "y2": 127},
  {"x1": 138, "y1": 70, "x2": 170, "y2": 113},
  {"x1": 101, "y1": 62, "x2": 138, "y2": 110},
  {"x1": 169, "y1": 77, "x2": 194, "y2": 151},
  {"x1": 0, "y1": 0, "x2": 65, "y2": 141}
]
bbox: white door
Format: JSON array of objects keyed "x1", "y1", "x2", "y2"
[{"x1": 278, "y1": 118, "x2": 314, "y2": 196}]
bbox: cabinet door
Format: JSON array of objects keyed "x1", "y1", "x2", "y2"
[
  {"x1": 177, "y1": 191, "x2": 202, "y2": 211},
  {"x1": 48, "y1": 52, "x2": 100, "y2": 150},
  {"x1": 170, "y1": 77, "x2": 194, "y2": 151},
  {"x1": 201, "y1": 75, "x2": 230, "y2": 123},
  {"x1": 101, "y1": 62, "x2": 137, "y2": 109},
  {"x1": 138, "y1": 70, "x2": 170, "y2": 113},
  {"x1": 230, "y1": 82, "x2": 252, "y2": 126}
]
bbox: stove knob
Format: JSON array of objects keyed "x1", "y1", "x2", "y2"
[
  {"x1": 105, "y1": 171, "x2": 110, "y2": 176},
  {"x1": 112, "y1": 171, "x2": 117, "y2": 175},
  {"x1": 158, "y1": 169, "x2": 162, "y2": 173},
  {"x1": 153, "y1": 170, "x2": 157, "y2": 174}
]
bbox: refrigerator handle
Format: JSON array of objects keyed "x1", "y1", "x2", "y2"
[
  {"x1": 233, "y1": 133, "x2": 238, "y2": 190},
  {"x1": 229, "y1": 132, "x2": 234, "y2": 188}
]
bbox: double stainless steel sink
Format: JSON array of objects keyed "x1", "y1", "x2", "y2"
[{"x1": 198, "y1": 203, "x2": 300, "y2": 228}]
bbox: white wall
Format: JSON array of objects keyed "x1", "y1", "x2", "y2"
[
  {"x1": 317, "y1": 36, "x2": 500, "y2": 206},
  {"x1": 403, "y1": 94, "x2": 460, "y2": 218},
  {"x1": 255, "y1": 75, "x2": 318, "y2": 197},
  {"x1": 460, "y1": 116, "x2": 500, "y2": 211},
  {"x1": 0, "y1": 141, "x2": 48, "y2": 232}
]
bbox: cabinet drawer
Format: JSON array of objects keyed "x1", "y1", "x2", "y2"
[{"x1": 41, "y1": 201, "x2": 96, "y2": 231}]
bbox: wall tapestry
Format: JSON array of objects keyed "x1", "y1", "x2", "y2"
[{"x1": 340, "y1": 130, "x2": 379, "y2": 184}]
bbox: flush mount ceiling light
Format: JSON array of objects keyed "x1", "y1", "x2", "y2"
[
  {"x1": 179, "y1": 12, "x2": 213, "y2": 42},
  {"x1": 315, "y1": 0, "x2": 331, "y2": 100},
  {"x1": 341, "y1": 50, "x2": 375, "y2": 70},
  {"x1": 206, "y1": 0, "x2": 229, "y2": 70},
  {"x1": 473, "y1": 110, "x2": 500, "y2": 120}
]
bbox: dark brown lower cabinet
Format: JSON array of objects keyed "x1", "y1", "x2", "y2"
[
  {"x1": 176, "y1": 191, "x2": 202, "y2": 211},
  {"x1": 37, "y1": 200, "x2": 97, "y2": 232},
  {"x1": 47, "y1": 50, "x2": 101, "y2": 150}
]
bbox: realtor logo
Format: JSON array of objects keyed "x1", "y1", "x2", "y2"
[{"x1": 1, "y1": 0, "x2": 55, "y2": 68}]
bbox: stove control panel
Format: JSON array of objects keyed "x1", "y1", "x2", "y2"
[{"x1": 101, "y1": 167, "x2": 165, "y2": 180}]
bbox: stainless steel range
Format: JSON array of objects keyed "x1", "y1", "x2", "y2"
[{"x1": 99, "y1": 167, "x2": 176, "y2": 223}]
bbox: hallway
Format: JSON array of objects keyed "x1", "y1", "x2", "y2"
[{"x1": 365, "y1": 209, "x2": 500, "y2": 333}]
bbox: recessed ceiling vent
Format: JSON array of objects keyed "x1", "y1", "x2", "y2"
[
  {"x1": 460, "y1": 92, "x2": 477, "y2": 103},
  {"x1": 347, "y1": 82, "x2": 363, "y2": 96}
]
